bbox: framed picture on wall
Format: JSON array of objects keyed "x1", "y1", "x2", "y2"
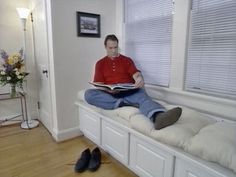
[{"x1": 76, "y1": 11, "x2": 101, "y2": 38}]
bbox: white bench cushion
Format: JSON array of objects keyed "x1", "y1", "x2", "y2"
[
  {"x1": 116, "y1": 106, "x2": 140, "y2": 121},
  {"x1": 78, "y1": 89, "x2": 86, "y2": 101},
  {"x1": 130, "y1": 106, "x2": 215, "y2": 148},
  {"x1": 130, "y1": 114, "x2": 154, "y2": 135},
  {"x1": 184, "y1": 121, "x2": 236, "y2": 173}
]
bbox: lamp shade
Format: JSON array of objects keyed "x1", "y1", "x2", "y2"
[{"x1": 16, "y1": 8, "x2": 30, "y2": 19}]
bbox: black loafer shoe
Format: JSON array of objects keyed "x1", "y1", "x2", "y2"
[
  {"x1": 74, "y1": 148, "x2": 91, "y2": 172},
  {"x1": 88, "y1": 147, "x2": 101, "y2": 171}
]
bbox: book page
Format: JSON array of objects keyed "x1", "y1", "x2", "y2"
[{"x1": 89, "y1": 82, "x2": 137, "y2": 91}]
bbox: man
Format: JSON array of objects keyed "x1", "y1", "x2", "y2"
[{"x1": 85, "y1": 34, "x2": 182, "y2": 130}]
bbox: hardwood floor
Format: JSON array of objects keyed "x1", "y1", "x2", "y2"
[{"x1": 0, "y1": 123, "x2": 138, "y2": 177}]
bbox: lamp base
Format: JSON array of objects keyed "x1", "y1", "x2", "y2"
[{"x1": 21, "y1": 120, "x2": 39, "y2": 129}]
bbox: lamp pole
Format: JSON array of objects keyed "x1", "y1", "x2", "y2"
[{"x1": 16, "y1": 8, "x2": 39, "y2": 129}]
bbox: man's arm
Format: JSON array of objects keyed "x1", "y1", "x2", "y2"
[{"x1": 133, "y1": 72, "x2": 144, "y2": 88}]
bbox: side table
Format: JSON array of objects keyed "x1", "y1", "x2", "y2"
[{"x1": 0, "y1": 92, "x2": 29, "y2": 128}]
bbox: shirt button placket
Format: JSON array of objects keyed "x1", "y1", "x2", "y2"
[{"x1": 112, "y1": 62, "x2": 116, "y2": 72}]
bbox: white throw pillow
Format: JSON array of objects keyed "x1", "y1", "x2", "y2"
[
  {"x1": 77, "y1": 89, "x2": 86, "y2": 101},
  {"x1": 117, "y1": 106, "x2": 140, "y2": 121},
  {"x1": 130, "y1": 114, "x2": 154, "y2": 135},
  {"x1": 184, "y1": 121, "x2": 236, "y2": 173},
  {"x1": 150, "y1": 107, "x2": 215, "y2": 148}
]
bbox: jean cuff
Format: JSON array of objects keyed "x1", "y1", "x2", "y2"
[{"x1": 147, "y1": 108, "x2": 166, "y2": 120}]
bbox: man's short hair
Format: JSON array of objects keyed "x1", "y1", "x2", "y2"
[{"x1": 104, "y1": 34, "x2": 119, "y2": 46}]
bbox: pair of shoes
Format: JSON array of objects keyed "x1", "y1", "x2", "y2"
[
  {"x1": 154, "y1": 107, "x2": 182, "y2": 130},
  {"x1": 74, "y1": 147, "x2": 101, "y2": 172}
]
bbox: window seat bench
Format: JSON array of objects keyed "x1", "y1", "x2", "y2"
[{"x1": 75, "y1": 89, "x2": 236, "y2": 177}]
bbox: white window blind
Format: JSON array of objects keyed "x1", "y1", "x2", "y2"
[
  {"x1": 124, "y1": 0, "x2": 173, "y2": 86},
  {"x1": 185, "y1": 0, "x2": 236, "y2": 99}
]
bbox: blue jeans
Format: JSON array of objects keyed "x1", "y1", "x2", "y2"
[{"x1": 84, "y1": 88, "x2": 166, "y2": 120}]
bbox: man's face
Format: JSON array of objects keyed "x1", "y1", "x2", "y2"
[{"x1": 105, "y1": 40, "x2": 119, "y2": 58}]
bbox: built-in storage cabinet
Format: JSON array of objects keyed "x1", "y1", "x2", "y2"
[
  {"x1": 101, "y1": 120, "x2": 129, "y2": 165},
  {"x1": 78, "y1": 107, "x2": 101, "y2": 145},
  {"x1": 77, "y1": 104, "x2": 235, "y2": 177},
  {"x1": 130, "y1": 134, "x2": 174, "y2": 177}
]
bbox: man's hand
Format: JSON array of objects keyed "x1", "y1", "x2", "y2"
[{"x1": 133, "y1": 72, "x2": 144, "y2": 88}]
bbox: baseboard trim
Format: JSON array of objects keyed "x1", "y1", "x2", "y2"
[{"x1": 52, "y1": 126, "x2": 83, "y2": 142}]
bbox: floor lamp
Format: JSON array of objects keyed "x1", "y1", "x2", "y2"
[{"x1": 16, "y1": 8, "x2": 39, "y2": 129}]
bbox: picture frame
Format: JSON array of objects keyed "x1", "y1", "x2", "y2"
[{"x1": 76, "y1": 11, "x2": 101, "y2": 38}]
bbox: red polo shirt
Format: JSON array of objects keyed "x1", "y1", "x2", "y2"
[{"x1": 94, "y1": 54, "x2": 139, "y2": 84}]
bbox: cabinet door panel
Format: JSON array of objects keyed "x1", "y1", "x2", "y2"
[
  {"x1": 130, "y1": 134, "x2": 174, "y2": 177},
  {"x1": 79, "y1": 107, "x2": 100, "y2": 145},
  {"x1": 102, "y1": 120, "x2": 129, "y2": 165},
  {"x1": 174, "y1": 158, "x2": 231, "y2": 177}
]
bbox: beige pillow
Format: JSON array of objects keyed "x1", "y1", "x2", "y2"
[
  {"x1": 150, "y1": 107, "x2": 215, "y2": 148},
  {"x1": 130, "y1": 114, "x2": 154, "y2": 135},
  {"x1": 117, "y1": 106, "x2": 140, "y2": 121},
  {"x1": 77, "y1": 89, "x2": 86, "y2": 101},
  {"x1": 184, "y1": 121, "x2": 236, "y2": 173}
]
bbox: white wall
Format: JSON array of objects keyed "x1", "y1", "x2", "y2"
[
  {"x1": 50, "y1": 0, "x2": 117, "y2": 132},
  {"x1": 0, "y1": 0, "x2": 27, "y2": 54},
  {"x1": 0, "y1": 0, "x2": 38, "y2": 122}
]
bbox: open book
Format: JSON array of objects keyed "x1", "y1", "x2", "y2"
[{"x1": 89, "y1": 82, "x2": 137, "y2": 91}]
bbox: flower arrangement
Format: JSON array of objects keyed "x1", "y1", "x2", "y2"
[{"x1": 0, "y1": 49, "x2": 29, "y2": 89}]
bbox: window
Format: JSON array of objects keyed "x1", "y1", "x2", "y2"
[
  {"x1": 124, "y1": 0, "x2": 173, "y2": 86},
  {"x1": 185, "y1": 0, "x2": 236, "y2": 99}
]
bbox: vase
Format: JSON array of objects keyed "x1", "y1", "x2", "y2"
[{"x1": 10, "y1": 84, "x2": 17, "y2": 97}]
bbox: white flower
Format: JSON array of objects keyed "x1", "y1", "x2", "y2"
[
  {"x1": 17, "y1": 75, "x2": 23, "y2": 79},
  {"x1": 15, "y1": 71, "x2": 20, "y2": 75},
  {"x1": 0, "y1": 71, "x2": 6, "y2": 75},
  {"x1": 7, "y1": 76, "x2": 11, "y2": 80}
]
